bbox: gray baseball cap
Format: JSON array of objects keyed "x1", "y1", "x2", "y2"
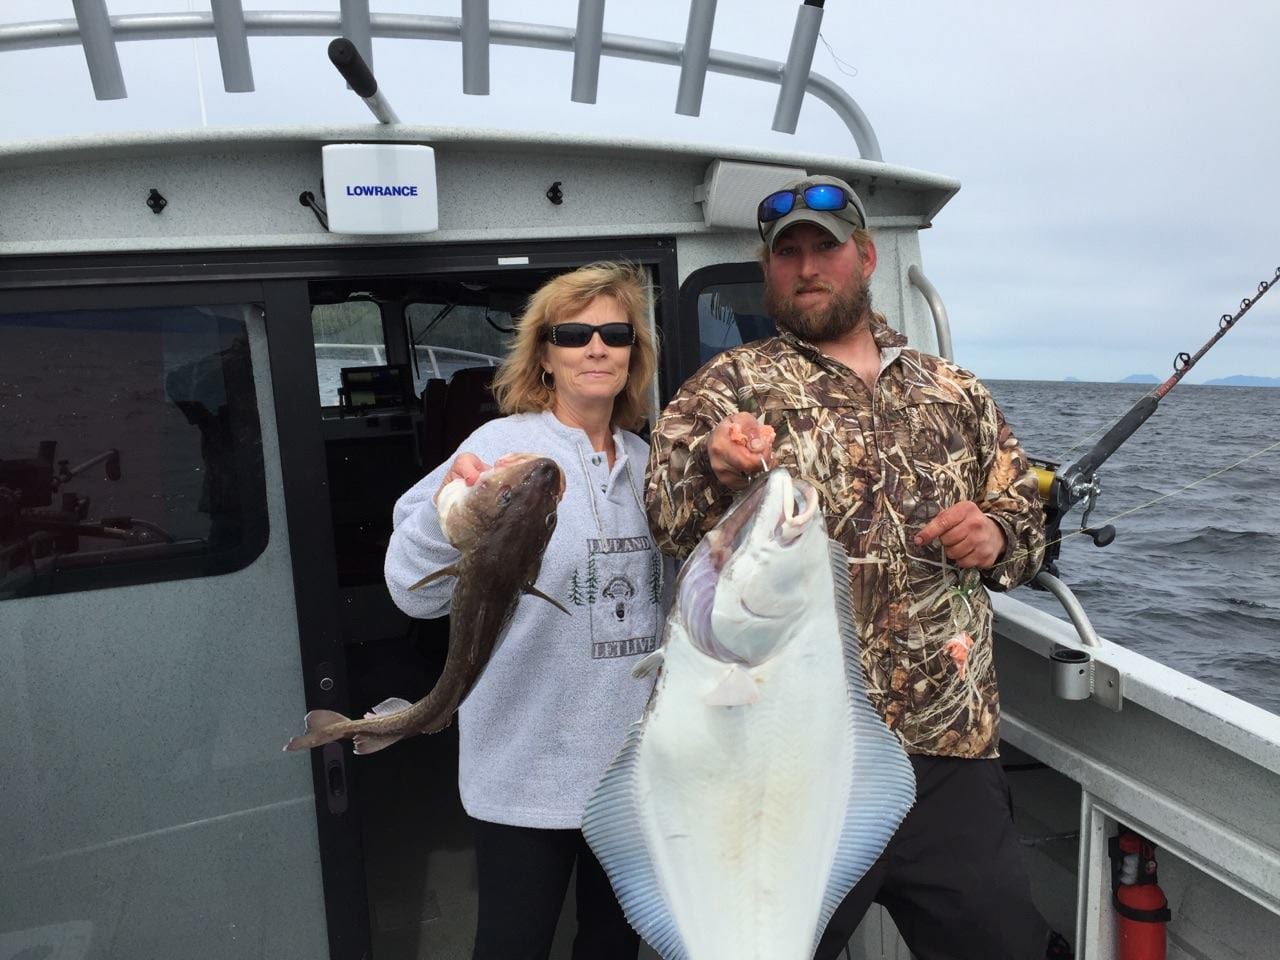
[{"x1": 757, "y1": 174, "x2": 867, "y2": 249}]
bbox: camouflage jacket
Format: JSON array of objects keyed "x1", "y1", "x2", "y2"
[{"x1": 645, "y1": 321, "x2": 1045, "y2": 758}]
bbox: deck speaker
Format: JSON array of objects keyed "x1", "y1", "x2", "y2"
[{"x1": 696, "y1": 159, "x2": 807, "y2": 231}]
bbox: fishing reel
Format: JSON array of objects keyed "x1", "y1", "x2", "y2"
[
  {"x1": 1024, "y1": 268, "x2": 1279, "y2": 585},
  {"x1": 1029, "y1": 457, "x2": 1116, "y2": 580}
]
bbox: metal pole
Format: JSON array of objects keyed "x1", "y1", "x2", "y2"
[
  {"x1": 1033, "y1": 571, "x2": 1102, "y2": 648},
  {"x1": 571, "y1": 0, "x2": 606, "y2": 104},
  {"x1": 908, "y1": 265, "x2": 954, "y2": 362},
  {"x1": 340, "y1": 0, "x2": 373, "y2": 72},
  {"x1": 461, "y1": 0, "x2": 491, "y2": 95},
  {"x1": 0, "y1": 10, "x2": 885, "y2": 158},
  {"x1": 772, "y1": 0, "x2": 824, "y2": 134},
  {"x1": 70, "y1": 0, "x2": 125, "y2": 100},
  {"x1": 675, "y1": 0, "x2": 717, "y2": 117},
  {"x1": 210, "y1": 0, "x2": 254, "y2": 93}
]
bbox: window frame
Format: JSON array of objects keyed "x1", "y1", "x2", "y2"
[
  {"x1": 674, "y1": 260, "x2": 766, "y2": 390},
  {"x1": 0, "y1": 282, "x2": 271, "y2": 597}
]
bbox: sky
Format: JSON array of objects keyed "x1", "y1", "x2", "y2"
[{"x1": 1, "y1": 0, "x2": 1278, "y2": 383}]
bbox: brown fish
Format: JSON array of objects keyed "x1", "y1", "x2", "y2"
[{"x1": 285, "y1": 454, "x2": 567, "y2": 755}]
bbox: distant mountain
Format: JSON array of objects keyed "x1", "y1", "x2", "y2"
[
  {"x1": 1063, "y1": 376, "x2": 1082, "y2": 382},
  {"x1": 1120, "y1": 374, "x2": 1159, "y2": 383},
  {"x1": 1202, "y1": 375, "x2": 1280, "y2": 387}
]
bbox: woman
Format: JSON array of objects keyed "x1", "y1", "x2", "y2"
[{"x1": 384, "y1": 261, "x2": 668, "y2": 960}]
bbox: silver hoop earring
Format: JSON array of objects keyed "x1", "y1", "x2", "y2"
[{"x1": 541, "y1": 369, "x2": 554, "y2": 390}]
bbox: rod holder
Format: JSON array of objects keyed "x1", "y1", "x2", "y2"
[
  {"x1": 327, "y1": 37, "x2": 400, "y2": 124},
  {"x1": 1051, "y1": 646, "x2": 1093, "y2": 701}
]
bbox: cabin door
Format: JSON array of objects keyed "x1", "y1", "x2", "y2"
[
  {"x1": 0, "y1": 281, "x2": 330, "y2": 960},
  {"x1": 290, "y1": 238, "x2": 681, "y2": 960}
]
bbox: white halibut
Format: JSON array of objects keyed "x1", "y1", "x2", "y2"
[{"x1": 583, "y1": 468, "x2": 916, "y2": 960}]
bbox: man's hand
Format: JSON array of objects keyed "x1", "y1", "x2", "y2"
[
  {"x1": 707, "y1": 414, "x2": 776, "y2": 490},
  {"x1": 914, "y1": 501, "x2": 1007, "y2": 570}
]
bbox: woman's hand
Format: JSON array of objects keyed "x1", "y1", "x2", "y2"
[{"x1": 435, "y1": 452, "x2": 488, "y2": 504}]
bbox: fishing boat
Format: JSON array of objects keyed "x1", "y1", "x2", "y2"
[{"x1": 0, "y1": 4, "x2": 1276, "y2": 959}]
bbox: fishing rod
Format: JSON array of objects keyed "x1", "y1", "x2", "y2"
[{"x1": 1032, "y1": 265, "x2": 1279, "y2": 578}]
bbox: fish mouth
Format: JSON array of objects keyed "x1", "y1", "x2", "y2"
[
  {"x1": 674, "y1": 468, "x2": 821, "y2": 667},
  {"x1": 701, "y1": 470, "x2": 818, "y2": 575},
  {"x1": 490, "y1": 454, "x2": 566, "y2": 499},
  {"x1": 525, "y1": 457, "x2": 566, "y2": 498},
  {"x1": 775, "y1": 474, "x2": 818, "y2": 545}
]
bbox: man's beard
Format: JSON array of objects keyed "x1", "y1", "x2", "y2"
[{"x1": 765, "y1": 276, "x2": 872, "y2": 343}]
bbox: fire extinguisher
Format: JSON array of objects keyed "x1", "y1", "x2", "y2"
[{"x1": 1109, "y1": 829, "x2": 1171, "y2": 960}]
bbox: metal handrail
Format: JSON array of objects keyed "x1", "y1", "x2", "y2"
[
  {"x1": 1032, "y1": 570, "x2": 1102, "y2": 649},
  {"x1": 410, "y1": 345, "x2": 501, "y2": 380},
  {"x1": 0, "y1": 9, "x2": 883, "y2": 160},
  {"x1": 907, "y1": 264, "x2": 954, "y2": 361}
]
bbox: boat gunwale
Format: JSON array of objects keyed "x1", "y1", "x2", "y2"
[{"x1": 993, "y1": 592, "x2": 1280, "y2": 776}]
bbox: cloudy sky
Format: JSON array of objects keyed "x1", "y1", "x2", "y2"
[{"x1": 2, "y1": 0, "x2": 1277, "y2": 383}]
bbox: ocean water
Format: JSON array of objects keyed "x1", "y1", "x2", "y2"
[{"x1": 986, "y1": 380, "x2": 1280, "y2": 716}]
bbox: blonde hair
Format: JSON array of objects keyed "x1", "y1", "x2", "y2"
[{"x1": 492, "y1": 261, "x2": 658, "y2": 431}]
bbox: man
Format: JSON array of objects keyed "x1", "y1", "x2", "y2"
[{"x1": 645, "y1": 174, "x2": 1065, "y2": 960}]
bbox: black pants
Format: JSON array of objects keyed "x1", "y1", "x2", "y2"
[
  {"x1": 471, "y1": 818, "x2": 639, "y2": 960},
  {"x1": 815, "y1": 756, "x2": 1051, "y2": 960}
]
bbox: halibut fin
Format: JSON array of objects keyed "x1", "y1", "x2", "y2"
[
  {"x1": 632, "y1": 649, "x2": 665, "y2": 679},
  {"x1": 812, "y1": 540, "x2": 916, "y2": 951},
  {"x1": 582, "y1": 725, "x2": 691, "y2": 960},
  {"x1": 701, "y1": 663, "x2": 761, "y2": 706}
]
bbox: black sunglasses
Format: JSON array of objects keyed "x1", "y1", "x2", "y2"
[
  {"x1": 545, "y1": 321, "x2": 636, "y2": 348},
  {"x1": 756, "y1": 183, "x2": 863, "y2": 238}
]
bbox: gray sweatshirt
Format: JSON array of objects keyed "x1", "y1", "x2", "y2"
[{"x1": 384, "y1": 410, "x2": 671, "y2": 829}]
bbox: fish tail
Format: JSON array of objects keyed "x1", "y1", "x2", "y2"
[{"x1": 283, "y1": 709, "x2": 353, "y2": 752}]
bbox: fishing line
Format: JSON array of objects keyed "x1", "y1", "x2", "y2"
[
  {"x1": 1073, "y1": 437, "x2": 1280, "y2": 532},
  {"x1": 818, "y1": 33, "x2": 859, "y2": 78},
  {"x1": 992, "y1": 436, "x2": 1280, "y2": 574}
]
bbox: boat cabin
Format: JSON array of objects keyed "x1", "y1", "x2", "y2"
[{"x1": 1, "y1": 5, "x2": 1277, "y2": 959}]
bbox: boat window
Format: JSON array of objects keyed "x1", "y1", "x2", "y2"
[
  {"x1": 679, "y1": 263, "x2": 774, "y2": 367},
  {"x1": 0, "y1": 305, "x2": 268, "y2": 600},
  {"x1": 312, "y1": 299, "x2": 385, "y2": 406},
  {"x1": 405, "y1": 301, "x2": 514, "y2": 395}
]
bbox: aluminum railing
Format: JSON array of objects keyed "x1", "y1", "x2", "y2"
[{"x1": 1, "y1": 1, "x2": 882, "y2": 159}]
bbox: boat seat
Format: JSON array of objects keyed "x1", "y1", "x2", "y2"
[
  {"x1": 438, "y1": 366, "x2": 501, "y2": 467},
  {"x1": 418, "y1": 377, "x2": 448, "y2": 473},
  {"x1": 735, "y1": 312, "x2": 778, "y2": 344}
]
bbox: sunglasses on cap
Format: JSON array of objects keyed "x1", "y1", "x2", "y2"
[
  {"x1": 756, "y1": 184, "x2": 863, "y2": 235},
  {"x1": 545, "y1": 321, "x2": 636, "y2": 348}
]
